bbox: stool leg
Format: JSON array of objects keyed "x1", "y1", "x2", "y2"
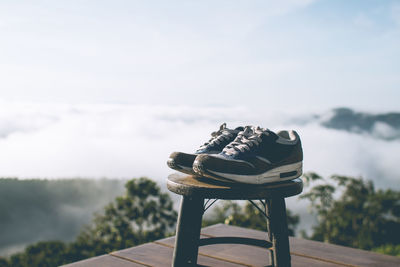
[
  {"x1": 172, "y1": 195, "x2": 204, "y2": 267},
  {"x1": 269, "y1": 198, "x2": 291, "y2": 267},
  {"x1": 265, "y1": 199, "x2": 275, "y2": 267}
]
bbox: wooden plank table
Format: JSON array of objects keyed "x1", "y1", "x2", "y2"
[{"x1": 63, "y1": 224, "x2": 400, "y2": 267}]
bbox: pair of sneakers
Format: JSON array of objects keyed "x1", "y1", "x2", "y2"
[{"x1": 167, "y1": 123, "x2": 303, "y2": 184}]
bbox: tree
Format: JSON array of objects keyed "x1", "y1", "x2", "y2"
[
  {"x1": 7, "y1": 241, "x2": 68, "y2": 267},
  {"x1": 373, "y1": 244, "x2": 400, "y2": 257},
  {"x1": 70, "y1": 177, "x2": 177, "y2": 260},
  {"x1": 301, "y1": 172, "x2": 400, "y2": 251},
  {"x1": 203, "y1": 200, "x2": 299, "y2": 236}
]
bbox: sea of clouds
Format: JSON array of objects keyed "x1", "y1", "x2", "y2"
[
  {"x1": 1, "y1": 101, "x2": 399, "y2": 187},
  {"x1": 1, "y1": 101, "x2": 399, "y2": 234}
]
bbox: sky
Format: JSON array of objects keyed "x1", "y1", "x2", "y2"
[{"x1": 0, "y1": 0, "x2": 399, "y2": 111}]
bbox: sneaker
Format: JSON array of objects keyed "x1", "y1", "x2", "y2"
[
  {"x1": 192, "y1": 126, "x2": 303, "y2": 184},
  {"x1": 167, "y1": 123, "x2": 244, "y2": 175}
]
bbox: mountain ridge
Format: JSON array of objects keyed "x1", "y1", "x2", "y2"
[{"x1": 316, "y1": 107, "x2": 400, "y2": 140}]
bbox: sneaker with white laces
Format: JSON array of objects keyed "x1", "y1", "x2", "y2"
[
  {"x1": 167, "y1": 123, "x2": 244, "y2": 175},
  {"x1": 192, "y1": 126, "x2": 303, "y2": 184}
]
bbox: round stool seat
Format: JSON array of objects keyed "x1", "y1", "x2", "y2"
[{"x1": 167, "y1": 173, "x2": 303, "y2": 200}]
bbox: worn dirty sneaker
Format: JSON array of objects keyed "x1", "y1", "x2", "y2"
[
  {"x1": 192, "y1": 127, "x2": 303, "y2": 184},
  {"x1": 167, "y1": 123, "x2": 244, "y2": 175}
]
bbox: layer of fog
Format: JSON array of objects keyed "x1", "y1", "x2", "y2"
[
  {"x1": 0, "y1": 101, "x2": 399, "y2": 238},
  {"x1": 0, "y1": 178, "x2": 126, "y2": 256}
]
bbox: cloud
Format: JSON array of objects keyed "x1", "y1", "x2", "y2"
[
  {"x1": 0, "y1": 0, "x2": 336, "y2": 111},
  {"x1": 371, "y1": 121, "x2": 400, "y2": 140},
  {"x1": 0, "y1": 100, "x2": 61, "y2": 138},
  {"x1": 0, "y1": 102, "x2": 398, "y2": 189}
]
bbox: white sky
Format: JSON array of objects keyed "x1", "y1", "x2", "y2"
[{"x1": 0, "y1": 0, "x2": 399, "y2": 111}]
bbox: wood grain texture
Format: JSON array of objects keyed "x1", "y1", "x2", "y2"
[
  {"x1": 290, "y1": 237, "x2": 400, "y2": 267},
  {"x1": 167, "y1": 173, "x2": 303, "y2": 199},
  {"x1": 61, "y1": 254, "x2": 143, "y2": 267},
  {"x1": 65, "y1": 224, "x2": 400, "y2": 267},
  {"x1": 202, "y1": 224, "x2": 400, "y2": 267},
  {"x1": 112, "y1": 242, "x2": 246, "y2": 267}
]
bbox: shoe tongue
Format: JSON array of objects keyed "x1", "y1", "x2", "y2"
[
  {"x1": 210, "y1": 123, "x2": 227, "y2": 137},
  {"x1": 254, "y1": 126, "x2": 264, "y2": 134},
  {"x1": 262, "y1": 129, "x2": 278, "y2": 139},
  {"x1": 242, "y1": 126, "x2": 253, "y2": 136},
  {"x1": 251, "y1": 126, "x2": 277, "y2": 138}
]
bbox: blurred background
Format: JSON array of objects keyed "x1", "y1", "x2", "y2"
[{"x1": 0, "y1": 0, "x2": 399, "y2": 264}]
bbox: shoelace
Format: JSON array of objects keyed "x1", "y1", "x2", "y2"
[
  {"x1": 197, "y1": 123, "x2": 234, "y2": 150},
  {"x1": 223, "y1": 126, "x2": 267, "y2": 156}
]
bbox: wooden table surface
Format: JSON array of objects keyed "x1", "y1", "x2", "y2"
[{"x1": 63, "y1": 224, "x2": 400, "y2": 267}]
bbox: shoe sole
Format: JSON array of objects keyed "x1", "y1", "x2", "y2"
[
  {"x1": 167, "y1": 158, "x2": 196, "y2": 176},
  {"x1": 193, "y1": 160, "x2": 302, "y2": 184},
  {"x1": 192, "y1": 162, "x2": 241, "y2": 184}
]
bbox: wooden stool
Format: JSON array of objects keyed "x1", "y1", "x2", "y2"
[{"x1": 167, "y1": 173, "x2": 303, "y2": 267}]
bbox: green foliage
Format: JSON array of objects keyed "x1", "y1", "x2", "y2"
[
  {"x1": 203, "y1": 200, "x2": 299, "y2": 236},
  {"x1": 301, "y1": 172, "x2": 400, "y2": 251},
  {"x1": 8, "y1": 241, "x2": 69, "y2": 267},
  {"x1": 373, "y1": 244, "x2": 400, "y2": 257},
  {"x1": 1, "y1": 177, "x2": 177, "y2": 267},
  {"x1": 72, "y1": 177, "x2": 177, "y2": 259}
]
